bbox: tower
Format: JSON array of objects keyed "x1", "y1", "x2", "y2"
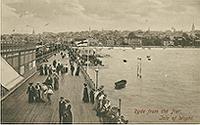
[
  {"x1": 89, "y1": 26, "x2": 91, "y2": 32},
  {"x1": 32, "y1": 28, "x2": 35, "y2": 34},
  {"x1": 192, "y1": 23, "x2": 195, "y2": 32}
]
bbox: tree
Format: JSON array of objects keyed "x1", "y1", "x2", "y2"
[
  {"x1": 182, "y1": 33, "x2": 192, "y2": 46},
  {"x1": 128, "y1": 32, "x2": 136, "y2": 39}
]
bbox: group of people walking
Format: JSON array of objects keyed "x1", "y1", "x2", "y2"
[
  {"x1": 26, "y1": 82, "x2": 54, "y2": 104},
  {"x1": 27, "y1": 48, "x2": 128, "y2": 123},
  {"x1": 27, "y1": 50, "x2": 75, "y2": 123},
  {"x1": 69, "y1": 55, "x2": 80, "y2": 76},
  {"x1": 28, "y1": 53, "x2": 68, "y2": 104},
  {"x1": 40, "y1": 60, "x2": 68, "y2": 76},
  {"x1": 26, "y1": 82, "x2": 40, "y2": 103}
]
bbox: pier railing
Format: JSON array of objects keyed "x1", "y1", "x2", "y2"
[
  {"x1": 69, "y1": 48, "x2": 95, "y2": 89},
  {"x1": 68, "y1": 47, "x2": 129, "y2": 124},
  {"x1": 79, "y1": 65, "x2": 95, "y2": 89}
]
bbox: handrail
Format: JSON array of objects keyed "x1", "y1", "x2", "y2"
[
  {"x1": 66, "y1": 46, "x2": 129, "y2": 123},
  {"x1": 70, "y1": 49, "x2": 95, "y2": 89}
]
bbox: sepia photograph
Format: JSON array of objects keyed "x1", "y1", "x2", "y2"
[{"x1": 1, "y1": 0, "x2": 200, "y2": 124}]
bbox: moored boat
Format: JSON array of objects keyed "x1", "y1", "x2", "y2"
[{"x1": 115, "y1": 80, "x2": 127, "y2": 89}]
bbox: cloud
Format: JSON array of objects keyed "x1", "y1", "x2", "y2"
[
  {"x1": 2, "y1": 0, "x2": 200, "y2": 33},
  {"x1": 3, "y1": 0, "x2": 85, "y2": 19}
]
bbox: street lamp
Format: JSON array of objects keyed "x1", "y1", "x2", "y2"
[{"x1": 95, "y1": 68, "x2": 99, "y2": 90}]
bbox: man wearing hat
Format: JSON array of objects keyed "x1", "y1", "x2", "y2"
[{"x1": 26, "y1": 83, "x2": 35, "y2": 103}]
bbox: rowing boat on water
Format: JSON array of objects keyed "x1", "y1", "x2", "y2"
[{"x1": 115, "y1": 80, "x2": 127, "y2": 89}]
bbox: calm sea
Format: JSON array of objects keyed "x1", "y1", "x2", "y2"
[{"x1": 87, "y1": 47, "x2": 200, "y2": 122}]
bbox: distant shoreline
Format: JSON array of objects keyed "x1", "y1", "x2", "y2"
[{"x1": 83, "y1": 46, "x2": 200, "y2": 49}]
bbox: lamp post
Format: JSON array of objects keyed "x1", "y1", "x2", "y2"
[{"x1": 95, "y1": 68, "x2": 99, "y2": 90}]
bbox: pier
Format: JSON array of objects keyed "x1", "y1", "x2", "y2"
[
  {"x1": 1, "y1": 52, "x2": 99, "y2": 123},
  {"x1": 1, "y1": 1, "x2": 200, "y2": 123}
]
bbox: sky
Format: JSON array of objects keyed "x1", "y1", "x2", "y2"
[{"x1": 1, "y1": 0, "x2": 200, "y2": 34}]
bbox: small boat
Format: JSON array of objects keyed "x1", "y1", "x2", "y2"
[
  {"x1": 123, "y1": 59, "x2": 127, "y2": 63},
  {"x1": 115, "y1": 80, "x2": 127, "y2": 89},
  {"x1": 148, "y1": 58, "x2": 151, "y2": 61}
]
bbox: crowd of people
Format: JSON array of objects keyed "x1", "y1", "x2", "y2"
[
  {"x1": 26, "y1": 81, "x2": 54, "y2": 104},
  {"x1": 82, "y1": 83, "x2": 128, "y2": 124},
  {"x1": 67, "y1": 48, "x2": 128, "y2": 124},
  {"x1": 39, "y1": 59, "x2": 68, "y2": 76},
  {"x1": 27, "y1": 56, "x2": 64, "y2": 104},
  {"x1": 27, "y1": 50, "x2": 78, "y2": 123},
  {"x1": 27, "y1": 48, "x2": 128, "y2": 124}
]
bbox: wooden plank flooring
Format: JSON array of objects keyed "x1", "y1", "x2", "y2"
[{"x1": 1, "y1": 53, "x2": 100, "y2": 123}]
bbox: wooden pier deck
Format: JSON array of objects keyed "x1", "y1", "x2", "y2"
[{"x1": 1, "y1": 53, "x2": 99, "y2": 123}]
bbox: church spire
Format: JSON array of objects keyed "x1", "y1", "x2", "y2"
[
  {"x1": 192, "y1": 23, "x2": 195, "y2": 32},
  {"x1": 32, "y1": 28, "x2": 35, "y2": 34}
]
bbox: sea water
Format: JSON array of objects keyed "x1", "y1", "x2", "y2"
[{"x1": 87, "y1": 47, "x2": 200, "y2": 122}]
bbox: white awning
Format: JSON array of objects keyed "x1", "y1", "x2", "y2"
[{"x1": 0, "y1": 56, "x2": 24, "y2": 90}]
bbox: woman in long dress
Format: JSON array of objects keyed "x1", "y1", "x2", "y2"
[
  {"x1": 75, "y1": 65, "x2": 80, "y2": 76},
  {"x1": 89, "y1": 88, "x2": 95, "y2": 104},
  {"x1": 39, "y1": 65, "x2": 44, "y2": 75},
  {"x1": 49, "y1": 65, "x2": 53, "y2": 75},
  {"x1": 44, "y1": 64, "x2": 48, "y2": 75},
  {"x1": 47, "y1": 86, "x2": 54, "y2": 104},
  {"x1": 53, "y1": 60, "x2": 57, "y2": 68},
  {"x1": 26, "y1": 83, "x2": 35, "y2": 103},
  {"x1": 82, "y1": 83, "x2": 89, "y2": 103},
  {"x1": 41, "y1": 83, "x2": 48, "y2": 99},
  {"x1": 45, "y1": 75, "x2": 53, "y2": 88},
  {"x1": 54, "y1": 76, "x2": 59, "y2": 90}
]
